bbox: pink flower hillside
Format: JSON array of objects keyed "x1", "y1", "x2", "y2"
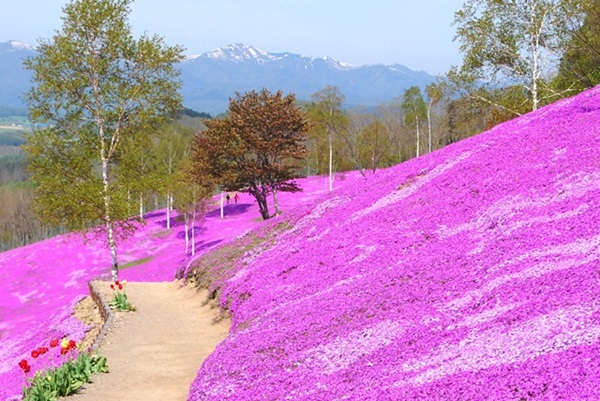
[
  {"x1": 0, "y1": 174, "x2": 353, "y2": 401},
  {"x1": 188, "y1": 86, "x2": 600, "y2": 400}
]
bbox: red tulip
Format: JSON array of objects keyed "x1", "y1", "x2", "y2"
[
  {"x1": 115, "y1": 280, "x2": 120, "y2": 286},
  {"x1": 68, "y1": 339, "x2": 76, "y2": 350},
  {"x1": 18, "y1": 359, "x2": 28, "y2": 369},
  {"x1": 31, "y1": 350, "x2": 40, "y2": 359},
  {"x1": 39, "y1": 347, "x2": 48, "y2": 355},
  {"x1": 118, "y1": 284, "x2": 123, "y2": 290},
  {"x1": 110, "y1": 284, "x2": 115, "y2": 290},
  {"x1": 23, "y1": 365, "x2": 31, "y2": 373},
  {"x1": 49, "y1": 339, "x2": 59, "y2": 348},
  {"x1": 60, "y1": 347, "x2": 68, "y2": 355}
]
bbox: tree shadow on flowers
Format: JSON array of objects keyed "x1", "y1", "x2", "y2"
[
  {"x1": 193, "y1": 239, "x2": 223, "y2": 254},
  {"x1": 176, "y1": 225, "x2": 207, "y2": 240},
  {"x1": 205, "y1": 203, "x2": 252, "y2": 218}
]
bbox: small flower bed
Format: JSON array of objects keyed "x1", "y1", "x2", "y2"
[
  {"x1": 19, "y1": 338, "x2": 108, "y2": 401},
  {"x1": 109, "y1": 280, "x2": 136, "y2": 312}
]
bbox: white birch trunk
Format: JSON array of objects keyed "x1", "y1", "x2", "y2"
[
  {"x1": 191, "y1": 210, "x2": 196, "y2": 256},
  {"x1": 415, "y1": 116, "x2": 420, "y2": 158},
  {"x1": 184, "y1": 213, "x2": 189, "y2": 254},
  {"x1": 102, "y1": 156, "x2": 119, "y2": 281},
  {"x1": 427, "y1": 101, "x2": 433, "y2": 154},
  {"x1": 220, "y1": 192, "x2": 225, "y2": 219},
  {"x1": 166, "y1": 190, "x2": 171, "y2": 230},
  {"x1": 328, "y1": 132, "x2": 333, "y2": 192},
  {"x1": 530, "y1": 0, "x2": 540, "y2": 111},
  {"x1": 273, "y1": 188, "x2": 281, "y2": 215},
  {"x1": 139, "y1": 192, "x2": 143, "y2": 221}
]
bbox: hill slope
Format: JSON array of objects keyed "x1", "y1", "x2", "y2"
[
  {"x1": 0, "y1": 175, "x2": 360, "y2": 401},
  {"x1": 187, "y1": 86, "x2": 600, "y2": 400}
]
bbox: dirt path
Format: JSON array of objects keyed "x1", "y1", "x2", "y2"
[{"x1": 70, "y1": 282, "x2": 229, "y2": 401}]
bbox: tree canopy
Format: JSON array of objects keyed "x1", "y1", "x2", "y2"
[
  {"x1": 192, "y1": 89, "x2": 309, "y2": 220},
  {"x1": 23, "y1": 0, "x2": 183, "y2": 280},
  {"x1": 554, "y1": 0, "x2": 600, "y2": 92},
  {"x1": 452, "y1": 0, "x2": 587, "y2": 113}
]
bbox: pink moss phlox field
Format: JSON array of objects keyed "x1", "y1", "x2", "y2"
[
  {"x1": 188, "y1": 86, "x2": 600, "y2": 400},
  {"x1": 0, "y1": 175, "x2": 351, "y2": 400}
]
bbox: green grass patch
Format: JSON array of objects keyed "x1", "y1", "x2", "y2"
[
  {"x1": 121, "y1": 256, "x2": 154, "y2": 270},
  {"x1": 184, "y1": 219, "x2": 293, "y2": 299},
  {"x1": 152, "y1": 229, "x2": 172, "y2": 239}
]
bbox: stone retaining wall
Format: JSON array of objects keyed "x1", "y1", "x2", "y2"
[{"x1": 87, "y1": 281, "x2": 114, "y2": 354}]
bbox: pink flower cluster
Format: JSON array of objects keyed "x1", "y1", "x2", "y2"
[
  {"x1": 188, "y1": 86, "x2": 600, "y2": 400},
  {"x1": 0, "y1": 165, "x2": 348, "y2": 400}
]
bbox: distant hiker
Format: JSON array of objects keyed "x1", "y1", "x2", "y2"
[
  {"x1": 234, "y1": 193, "x2": 239, "y2": 204},
  {"x1": 226, "y1": 194, "x2": 230, "y2": 204}
]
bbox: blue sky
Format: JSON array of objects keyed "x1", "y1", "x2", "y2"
[{"x1": 3, "y1": 0, "x2": 464, "y2": 75}]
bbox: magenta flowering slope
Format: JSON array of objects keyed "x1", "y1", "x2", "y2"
[
  {"x1": 189, "y1": 87, "x2": 600, "y2": 400},
  {"x1": 0, "y1": 175, "x2": 348, "y2": 401}
]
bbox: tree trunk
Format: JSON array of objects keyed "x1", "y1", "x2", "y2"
[
  {"x1": 191, "y1": 210, "x2": 196, "y2": 256},
  {"x1": 254, "y1": 187, "x2": 270, "y2": 220},
  {"x1": 427, "y1": 101, "x2": 433, "y2": 153},
  {"x1": 184, "y1": 213, "x2": 189, "y2": 254},
  {"x1": 166, "y1": 190, "x2": 171, "y2": 229},
  {"x1": 102, "y1": 157, "x2": 119, "y2": 281},
  {"x1": 416, "y1": 116, "x2": 420, "y2": 158},
  {"x1": 328, "y1": 132, "x2": 334, "y2": 192},
  {"x1": 220, "y1": 191, "x2": 225, "y2": 219},
  {"x1": 139, "y1": 192, "x2": 143, "y2": 221},
  {"x1": 529, "y1": 0, "x2": 539, "y2": 111},
  {"x1": 272, "y1": 188, "x2": 281, "y2": 215}
]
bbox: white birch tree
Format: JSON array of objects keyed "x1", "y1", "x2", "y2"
[
  {"x1": 309, "y1": 86, "x2": 347, "y2": 192},
  {"x1": 24, "y1": 0, "x2": 183, "y2": 280},
  {"x1": 453, "y1": 0, "x2": 587, "y2": 113}
]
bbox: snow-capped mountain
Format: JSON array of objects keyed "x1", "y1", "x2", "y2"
[
  {"x1": 0, "y1": 41, "x2": 36, "y2": 109},
  {"x1": 0, "y1": 40, "x2": 35, "y2": 54},
  {"x1": 0, "y1": 41, "x2": 435, "y2": 114},
  {"x1": 180, "y1": 44, "x2": 435, "y2": 114}
]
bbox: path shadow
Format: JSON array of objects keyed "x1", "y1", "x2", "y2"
[{"x1": 205, "y1": 203, "x2": 252, "y2": 218}]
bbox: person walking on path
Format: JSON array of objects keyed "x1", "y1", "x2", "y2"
[
  {"x1": 234, "y1": 193, "x2": 239, "y2": 204},
  {"x1": 226, "y1": 194, "x2": 230, "y2": 204}
]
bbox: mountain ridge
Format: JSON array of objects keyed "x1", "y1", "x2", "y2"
[{"x1": 0, "y1": 40, "x2": 435, "y2": 114}]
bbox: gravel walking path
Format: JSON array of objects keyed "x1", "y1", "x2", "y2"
[{"x1": 69, "y1": 282, "x2": 229, "y2": 401}]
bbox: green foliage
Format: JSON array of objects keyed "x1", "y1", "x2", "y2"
[
  {"x1": 23, "y1": 0, "x2": 184, "y2": 279},
  {"x1": 553, "y1": 0, "x2": 600, "y2": 93},
  {"x1": 22, "y1": 353, "x2": 108, "y2": 401},
  {"x1": 306, "y1": 86, "x2": 348, "y2": 178},
  {"x1": 358, "y1": 119, "x2": 392, "y2": 172},
  {"x1": 109, "y1": 281, "x2": 136, "y2": 311},
  {"x1": 401, "y1": 86, "x2": 427, "y2": 127},
  {"x1": 109, "y1": 292, "x2": 136, "y2": 311},
  {"x1": 120, "y1": 256, "x2": 153, "y2": 269}
]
